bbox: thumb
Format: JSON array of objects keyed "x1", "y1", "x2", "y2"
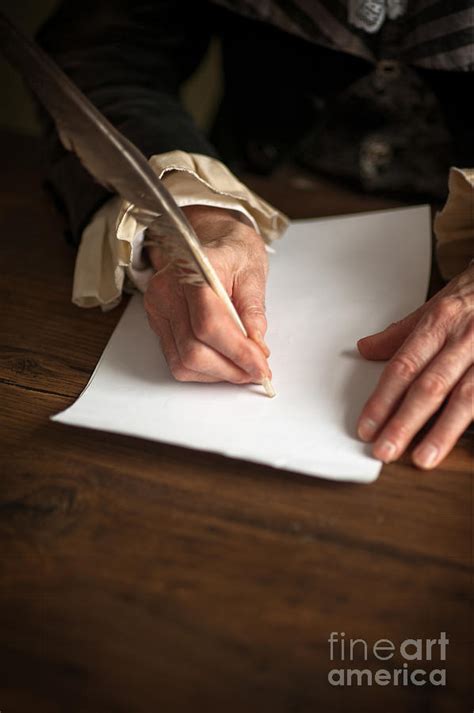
[
  {"x1": 357, "y1": 304, "x2": 425, "y2": 360},
  {"x1": 233, "y1": 269, "x2": 270, "y2": 357}
]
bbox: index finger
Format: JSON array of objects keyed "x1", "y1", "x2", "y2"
[
  {"x1": 184, "y1": 283, "x2": 271, "y2": 382},
  {"x1": 357, "y1": 324, "x2": 445, "y2": 441}
]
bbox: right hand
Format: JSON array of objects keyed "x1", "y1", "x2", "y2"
[{"x1": 143, "y1": 205, "x2": 272, "y2": 385}]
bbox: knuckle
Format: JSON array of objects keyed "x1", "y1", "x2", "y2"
[
  {"x1": 446, "y1": 318, "x2": 474, "y2": 358},
  {"x1": 385, "y1": 417, "x2": 411, "y2": 441},
  {"x1": 243, "y1": 303, "x2": 266, "y2": 319},
  {"x1": 432, "y1": 295, "x2": 460, "y2": 322},
  {"x1": 193, "y1": 313, "x2": 218, "y2": 342},
  {"x1": 170, "y1": 362, "x2": 189, "y2": 382},
  {"x1": 181, "y1": 343, "x2": 205, "y2": 371},
  {"x1": 388, "y1": 354, "x2": 419, "y2": 381},
  {"x1": 233, "y1": 344, "x2": 253, "y2": 369},
  {"x1": 415, "y1": 372, "x2": 448, "y2": 398},
  {"x1": 243, "y1": 307, "x2": 267, "y2": 331}
]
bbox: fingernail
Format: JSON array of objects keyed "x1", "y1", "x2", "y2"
[
  {"x1": 413, "y1": 443, "x2": 438, "y2": 469},
  {"x1": 261, "y1": 376, "x2": 276, "y2": 398},
  {"x1": 251, "y1": 366, "x2": 270, "y2": 382},
  {"x1": 255, "y1": 330, "x2": 271, "y2": 357},
  {"x1": 375, "y1": 440, "x2": 397, "y2": 463},
  {"x1": 358, "y1": 418, "x2": 378, "y2": 441}
]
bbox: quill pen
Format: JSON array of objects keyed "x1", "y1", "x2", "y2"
[{"x1": 0, "y1": 12, "x2": 275, "y2": 398}]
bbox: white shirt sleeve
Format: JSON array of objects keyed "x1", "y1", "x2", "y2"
[{"x1": 72, "y1": 150, "x2": 288, "y2": 310}]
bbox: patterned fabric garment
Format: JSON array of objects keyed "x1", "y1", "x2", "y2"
[
  {"x1": 348, "y1": 0, "x2": 408, "y2": 33},
  {"x1": 212, "y1": 0, "x2": 473, "y2": 71}
]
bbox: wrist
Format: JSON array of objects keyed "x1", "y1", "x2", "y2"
[
  {"x1": 182, "y1": 204, "x2": 247, "y2": 235},
  {"x1": 182, "y1": 204, "x2": 262, "y2": 247}
]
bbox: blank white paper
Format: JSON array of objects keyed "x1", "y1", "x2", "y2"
[{"x1": 53, "y1": 206, "x2": 431, "y2": 483}]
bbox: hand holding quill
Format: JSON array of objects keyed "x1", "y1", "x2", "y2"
[{"x1": 0, "y1": 12, "x2": 275, "y2": 397}]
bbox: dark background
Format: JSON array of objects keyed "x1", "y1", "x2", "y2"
[{"x1": 1, "y1": 0, "x2": 221, "y2": 135}]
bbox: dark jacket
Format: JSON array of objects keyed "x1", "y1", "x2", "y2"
[{"x1": 38, "y1": 0, "x2": 473, "y2": 246}]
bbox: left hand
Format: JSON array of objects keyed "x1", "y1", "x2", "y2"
[{"x1": 357, "y1": 264, "x2": 474, "y2": 469}]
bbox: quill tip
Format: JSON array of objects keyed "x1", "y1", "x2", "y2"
[{"x1": 261, "y1": 377, "x2": 276, "y2": 398}]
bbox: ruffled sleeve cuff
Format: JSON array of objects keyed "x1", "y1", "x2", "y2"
[
  {"x1": 72, "y1": 151, "x2": 289, "y2": 310},
  {"x1": 434, "y1": 167, "x2": 474, "y2": 281}
]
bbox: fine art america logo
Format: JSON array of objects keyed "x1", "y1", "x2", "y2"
[{"x1": 328, "y1": 632, "x2": 449, "y2": 687}]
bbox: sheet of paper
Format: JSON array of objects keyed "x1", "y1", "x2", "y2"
[{"x1": 53, "y1": 206, "x2": 431, "y2": 483}]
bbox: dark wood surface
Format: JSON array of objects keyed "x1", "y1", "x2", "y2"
[{"x1": 0, "y1": 133, "x2": 472, "y2": 712}]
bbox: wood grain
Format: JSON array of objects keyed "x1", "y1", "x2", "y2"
[{"x1": 0, "y1": 133, "x2": 472, "y2": 713}]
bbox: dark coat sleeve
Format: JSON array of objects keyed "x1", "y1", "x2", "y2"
[{"x1": 37, "y1": 0, "x2": 218, "y2": 245}]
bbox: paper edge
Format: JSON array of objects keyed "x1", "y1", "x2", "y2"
[{"x1": 51, "y1": 411, "x2": 382, "y2": 484}]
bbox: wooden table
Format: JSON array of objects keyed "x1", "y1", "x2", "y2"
[{"x1": 1, "y1": 133, "x2": 472, "y2": 712}]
